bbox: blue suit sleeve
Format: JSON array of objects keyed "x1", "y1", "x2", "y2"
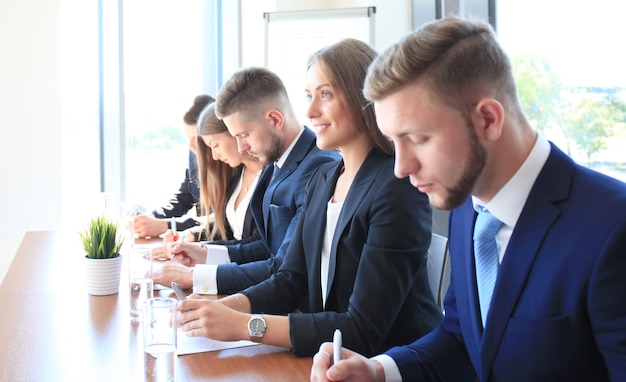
[
  {"x1": 385, "y1": 275, "x2": 476, "y2": 381},
  {"x1": 589, "y1": 220, "x2": 626, "y2": 380},
  {"x1": 215, "y1": 150, "x2": 339, "y2": 294}
]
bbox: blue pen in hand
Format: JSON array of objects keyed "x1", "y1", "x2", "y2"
[{"x1": 333, "y1": 329, "x2": 342, "y2": 364}]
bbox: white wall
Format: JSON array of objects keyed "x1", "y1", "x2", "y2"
[{"x1": 0, "y1": 0, "x2": 63, "y2": 283}]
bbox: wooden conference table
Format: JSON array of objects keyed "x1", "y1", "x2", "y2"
[{"x1": 0, "y1": 231, "x2": 312, "y2": 381}]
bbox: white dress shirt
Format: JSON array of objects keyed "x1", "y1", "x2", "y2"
[
  {"x1": 226, "y1": 168, "x2": 261, "y2": 241},
  {"x1": 321, "y1": 200, "x2": 343, "y2": 308}
]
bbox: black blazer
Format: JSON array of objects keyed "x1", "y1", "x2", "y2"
[
  {"x1": 153, "y1": 149, "x2": 202, "y2": 230},
  {"x1": 243, "y1": 149, "x2": 442, "y2": 356}
]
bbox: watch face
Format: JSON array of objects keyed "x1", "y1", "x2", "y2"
[{"x1": 249, "y1": 317, "x2": 265, "y2": 335}]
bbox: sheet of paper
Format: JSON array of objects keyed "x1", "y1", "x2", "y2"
[{"x1": 177, "y1": 329, "x2": 259, "y2": 355}]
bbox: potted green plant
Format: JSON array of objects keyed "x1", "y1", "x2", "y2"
[{"x1": 80, "y1": 215, "x2": 125, "y2": 295}]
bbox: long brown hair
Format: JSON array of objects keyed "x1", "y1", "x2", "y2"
[
  {"x1": 196, "y1": 103, "x2": 238, "y2": 240},
  {"x1": 307, "y1": 38, "x2": 394, "y2": 156}
]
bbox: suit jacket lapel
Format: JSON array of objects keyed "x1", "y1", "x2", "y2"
[
  {"x1": 479, "y1": 145, "x2": 573, "y2": 379},
  {"x1": 306, "y1": 162, "x2": 340, "y2": 311},
  {"x1": 262, "y1": 128, "x2": 316, "y2": 236},
  {"x1": 275, "y1": 128, "x2": 316, "y2": 184},
  {"x1": 325, "y1": 150, "x2": 383, "y2": 303},
  {"x1": 255, "y1": 165, "x2": 273, "y2": 240}
]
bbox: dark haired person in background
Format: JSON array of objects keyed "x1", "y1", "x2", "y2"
[{"x1": 134, "y1": 94, "x2": 214, "y2": 238}]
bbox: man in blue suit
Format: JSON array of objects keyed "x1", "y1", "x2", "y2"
[
  {"x1": 157, "y1": 67, "x2": 340, "y2": 295},
  {"x1": 311, "y1": 17, "x2": 626, "y2": 382}
]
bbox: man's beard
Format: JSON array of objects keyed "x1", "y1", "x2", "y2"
[
  {"x1": 439, "y1": 122, "x2": 486, "y2": 210},
  {"x1": 263, "y1": 129, "x2": 284, "y2": 165}
]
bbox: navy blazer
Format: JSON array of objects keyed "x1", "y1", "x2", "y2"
[
  {"x1": 386, "y1": 143, "x2": 626, "y2": 381},
  {"x1": 216, "y1": 127, "x2": 340, "y2": 294},
  {"x1": 243, "y1": 149, "x2": 442, "y2": 357}
]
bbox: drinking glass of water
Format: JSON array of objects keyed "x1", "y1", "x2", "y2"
[
  {"x1": 129, "y1": 246, "x2": 153, "y2": 322},
  {"x1": 143, "y1": 297, "x2": 177, "y2": 382}
]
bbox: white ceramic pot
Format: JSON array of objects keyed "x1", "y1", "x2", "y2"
[{"x1": 84, "y1": 255, "x2": 123, "y2": 295}]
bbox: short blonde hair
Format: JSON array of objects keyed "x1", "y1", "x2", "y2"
[{"x1": 365, "y1": 16, "x2": 520, "y2": 114}]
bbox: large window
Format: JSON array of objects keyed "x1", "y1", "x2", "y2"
[
  {"x1": 61, "y1": 0, "x2": 624, "y2": 235},
  {"x1": 122, "y1": 0, "x2": 214, "y2": 210},
  {"x1": 497, "y1": 0, "x2": 626, "y2": 182},
  {"x1": 61, "y1": 0, "x2": 218, "y2": 232}
]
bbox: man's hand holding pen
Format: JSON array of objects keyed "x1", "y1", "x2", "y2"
[
  {"x1": 168, "y1": 242, "x2": 207, "y2": 266},
  {"x1": 311, "y1": 343, "x2": 385, "y2": 382},
  {"x1": 153, "y1": 261, "x2": 194, "y2": 289}
]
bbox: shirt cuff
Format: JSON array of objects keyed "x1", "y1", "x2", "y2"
[
  {"x1": 203, "y1": 244, "x2": 230, "y2": 265},
  {"x1": 193, "y1": 264, "x2": 219, "y2": 294},
  {"x1": 372, "y1": 354, "x2": 402, "y2": 382}
]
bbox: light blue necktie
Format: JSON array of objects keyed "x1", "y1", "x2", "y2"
[
  {"x1": 474, "y1": 207, "x2": 503, "y2": 327},
  {"x1": 271, "y1": 164, "x2": 279, "y2": 181}
]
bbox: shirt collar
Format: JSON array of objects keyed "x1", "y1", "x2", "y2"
[
  {"x1": 275, "y1": 126, "x2": 305, "y2": 169},
  {"x1": 473, "y1": 133, "x2": 551, "y2": 228}
]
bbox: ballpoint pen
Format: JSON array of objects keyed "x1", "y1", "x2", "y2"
[
  {"x1": 171, "y1": 217, "x2": 179, "y2": 242},
  {"x1": 171, "y1": 282, "x2": 186, "y2": 301},
  {"x1": 333, "y1": 328, "x2": 342, "y2": 364}
]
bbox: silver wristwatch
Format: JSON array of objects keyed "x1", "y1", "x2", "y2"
[{"x1": 247, "y1": 315, "x2": 266, "y2": 343}]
